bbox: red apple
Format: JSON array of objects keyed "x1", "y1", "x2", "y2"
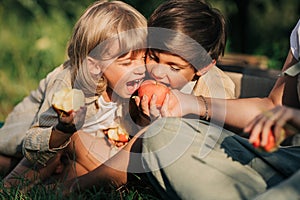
[
  {"x1": 252, "y1": 136, "x2": 260, "y2": 148},
  {"x1": 118, "y1": 133, "x2": 129, "y2": 143},
  {"x1": 263, "y1": 130, "x2": 276, "y2": 152},
  {"x1": 252, "y1": 129, "x2": 284, "y2": 152},
  {"x1": 138, "y1": 80, "x2": 170, "y2": 107}
]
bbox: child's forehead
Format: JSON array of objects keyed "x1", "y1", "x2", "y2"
[
  {"x1": 118, "y1": 49, "x2": 146, "y2": 59},
  {"x1": 150, "y1": 49, "x2": 189, "y2": 63}
]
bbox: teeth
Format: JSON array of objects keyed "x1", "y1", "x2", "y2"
[
  {"x1": 134, "y1": 79, "x2": 142, "y2": 84},
  {"x1": 127, "y1": 79, "x2": 143, "y2": 86}
]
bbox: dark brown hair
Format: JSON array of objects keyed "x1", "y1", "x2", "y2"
[{"x1": 148, "y1": 0, "x2": 226, "y2": 61}]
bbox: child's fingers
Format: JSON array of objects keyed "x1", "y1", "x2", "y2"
[
  {"x1": 149, "y1": 94, "x2": 161, "y2": 119},
  {"x1": 134, "y1": 96, "x2": 141, "y2": 106},
  {"x1": 150, "y1": 94, "x2": 157, "y2": 108},
  {"x1": 160, "y1": 93, "x2": 170, "y2": 117},
  {"x1": 74, "y1": 106, "x2": 87, "y2": 130},
  {"x1": 59, "y1": 112, "x2": 74, "y2": 124},
  {"x1": 140, "y1": 95, "x2": 150, "y2": 116}
]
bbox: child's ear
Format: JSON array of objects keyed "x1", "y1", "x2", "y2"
[
  {"x1": 87, "y1": 56, "x2": 102, "y2": 75},
  {"x1": 195, "y1": 60, "x2": 216, "y2": 76}
]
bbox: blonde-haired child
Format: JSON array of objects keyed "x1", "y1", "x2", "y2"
[{"x1": 4, "y1": 0, "x2": 147, "y2": 191}]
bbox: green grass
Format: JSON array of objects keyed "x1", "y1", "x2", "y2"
[
  {"x1": 0, "y1": 173, "x2": 161, "y2": 200},
  {"x1": 0, "y1": 4, "x2": 72, "y2": 121},
  {"x1": 0, "y1": 118, "x2": 160, "y2": 199}
]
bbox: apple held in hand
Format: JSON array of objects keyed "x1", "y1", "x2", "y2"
[
  {"x1": 263, "y1": 130, "x2": 277, "y2": 152},
  {"x1": 252, "y1": 129, "x2": 285, "y2": 152},
  {"x1": 138, "y1": 80, "x2": 170, "y2": 107},
  {"x1": 52, "y1": 88, "x2": 85, "y2": 114}
]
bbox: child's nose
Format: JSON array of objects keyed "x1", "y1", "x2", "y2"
[
  {"x1": 151, "y1": 64, "x2": 167, "y2": 80},
  {"x1": 133, "y1": 63, "x2": 146, "y2": 75}
]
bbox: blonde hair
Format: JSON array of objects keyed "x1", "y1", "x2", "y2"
[{"x1": 66, "y1": 0, "x2": 147, "y2": 96}]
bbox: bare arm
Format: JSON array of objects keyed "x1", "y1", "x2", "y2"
[
  {"x1": 203, "y1": 50, "x2": 299, "y2": 129},
  {"x1": 49, "y1": 106, "x2": 87, "y2": 148},
  {"x1": 159, "y1": 50, "x2": 299, "y2": 129},
  {"x1": 204, "y1": 97, "x2": 274, "y2": 129},
  {"x1": 157, "y1": 90, "x2": 275, "y2": 129}
]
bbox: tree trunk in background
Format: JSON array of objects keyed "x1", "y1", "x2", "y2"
[{"x1": 233, "y1": 0, "x2": 250, "y2": 53}]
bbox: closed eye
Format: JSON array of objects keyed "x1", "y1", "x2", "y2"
[
  {"x1": 119, "y1": 60, "x2": 132, "y2": 66},
  {"x1": 170, "y1": 65, "x2": 181, "y2": 72},
  {"x1": 148, "y1": 50, "x2": 159, "y2": 62}
]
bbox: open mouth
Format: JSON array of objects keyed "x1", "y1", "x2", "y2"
[
  {"x1": 161, "y1": 82, "x2": 171, "y2": 88},
  {"x1": 126, "y1": 78, "x2": 144, "y2": 94}
]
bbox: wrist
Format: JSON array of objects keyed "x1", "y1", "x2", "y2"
[
  {"x1": 198, "y1": 95, "x2": 209, "y2": 120},
  {"x1": 55, "y1": 122, "x2": 77, "y2": 134}
]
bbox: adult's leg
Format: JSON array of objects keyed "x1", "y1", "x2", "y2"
[
  {"x1": 223, "y1": 135, "x2": 300, "y2": 187},
  {"x1": 142, "y1": 118, "x2": 268, "y2": 200},
  {"x1": 0, "y1": 155, "x2": 21, "y2": 176},
  {"x1": 254, "y1": 169, "x2": 300, "y2": 200},
  {"x1": 0, "y1": 95, "x2": 43, "y2": 177},
  {"x1": 3, "y1": 153, "x2": 64, "y2": 192}
]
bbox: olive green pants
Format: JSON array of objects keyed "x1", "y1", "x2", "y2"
[{"x1": 142, "y1": 118, "x2": 300, "y2": 200}]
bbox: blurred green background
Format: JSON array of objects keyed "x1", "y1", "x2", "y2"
[{"x1": 0, "y1": 0, "x2": 299, "y2": 121}]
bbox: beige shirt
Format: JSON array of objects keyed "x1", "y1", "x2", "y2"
[
  {"x1": 193, "y1": 66, "x2": 236, "y2": 99},
  {"x1": 0, "y1": 64, "x2": 235, "y2": 164},
  {"x1": 21, "y1": 64, "x2": 75, "y2": 165},
  {"x1": 21, "y1": 63, "x2": 146, "y2": 166},
  {"x1": 20, "y1": 64, "x2": 137, "y2": 166}
]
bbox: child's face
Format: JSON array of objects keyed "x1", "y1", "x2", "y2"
[
  {"x1": 145, "y1": 50, "x2": 196, "y2": 90},
  {"x1": 103, "y1": 50, "x2": 146, "y2": 98}
]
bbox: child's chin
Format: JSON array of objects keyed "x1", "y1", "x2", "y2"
[{"x1": 117, "y1": 91, "x2": 132, "y2": 99}]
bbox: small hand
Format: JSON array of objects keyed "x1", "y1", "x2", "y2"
[
  {"x1": 160, "y1": 90, "x2": 193, "y2": 117},
  {"x1": 137, "y1": 94, "x2": 161, "y2": 121},
  {"x1": 55, "y1": 106, "x2": 87, "y2": 134}
]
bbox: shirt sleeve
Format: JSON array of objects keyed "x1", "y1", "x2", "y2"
[
  {"x1": 22, "y1": 65, "x2": 72, "y2": 166},
  {"x1": 193, "y1": 66, "x2": 236, "y2": 99},
  {"x1": 0, "y1": 65, "x2": 64, "y2": 156},
  {"x1": 22, "y1": 120, "x2": 71, "y2": 166},
  {"x1": 290, "y1": 19, "x2": 300, "y2": 61}
]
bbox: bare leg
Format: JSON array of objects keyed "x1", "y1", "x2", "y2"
[
  {"x1": 3, "y1": 152, "x2": 63, "y2": 192},
  {"x1": 2, "y1": 132, "x2": 107, "y2": 193},
  {"x1": 0, "y1": 154, "x2": 21, "y2": 177}
]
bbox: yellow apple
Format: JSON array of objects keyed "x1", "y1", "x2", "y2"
[
  {"x1": 52, "y1": 88, "x2": 85, "y2": 114},
  {"x1": 107, "y1": 126, "x2": 129, "y2": 142}
]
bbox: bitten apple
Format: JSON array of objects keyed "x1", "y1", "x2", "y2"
[
  {"x1": 107, "y1": 126, "x2": 129, "y2": 142},
  {"x1": 52, "y1": 88, "x2": 85, "y2": 114},
  {"x1": 138, "y1": 80, "x2": 170, "y2": 107}
]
